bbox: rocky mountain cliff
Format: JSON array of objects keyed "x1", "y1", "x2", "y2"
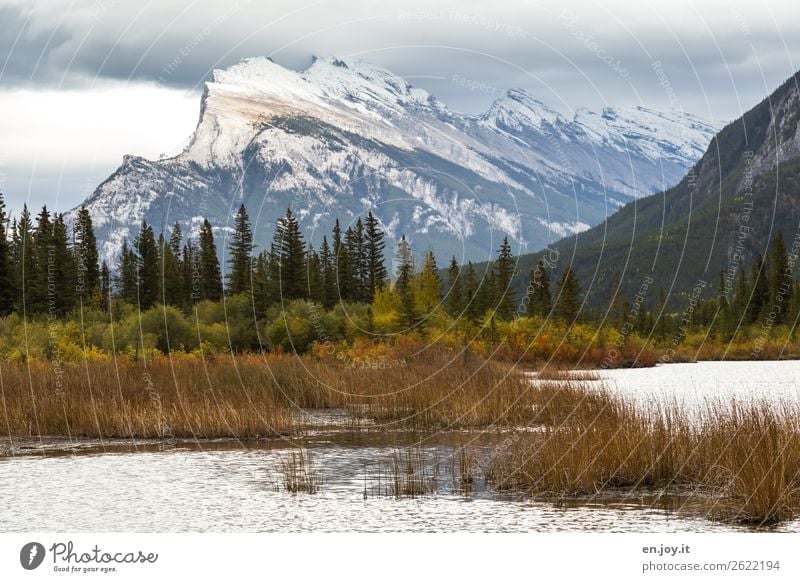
[{"x1": 78, "y1": 56, "x2": 719, "y2": 264}]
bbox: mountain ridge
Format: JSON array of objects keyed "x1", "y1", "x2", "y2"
[{"x1": 76, "y1": 55, "x2": 720, "y2": 264}]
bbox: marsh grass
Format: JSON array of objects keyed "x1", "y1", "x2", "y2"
[
  {"x1": 385, "y1": 446, "x2": 436, "y2": 498},
  {"x1": 488, "y1": 388, "x2": 800, "y2": 525},
  {"x1": 279, "y1": 449, "x2": 323, "y2": 494}
]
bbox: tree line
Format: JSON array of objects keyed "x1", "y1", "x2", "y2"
[{"x1": 1, "y1": 189, "x2": 795, "y2": 343}]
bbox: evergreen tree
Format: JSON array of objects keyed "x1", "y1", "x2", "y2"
[
  {"x1": 159, "y1": 231, "x2": 184, "y2": 307},
  {"x1": 50, "y1": 213, "x2": 77, "y2": 315},
  {"x1": 163, "y1": 223, "x2": 186, "y2": 307},
  {"x1": 345, "y1": 219, "x2": 367, "y2": 301},
  {"x1": 116, "y1": 240, "x2": 138, "y2": 304},
  {"x1": 227, "y1": 204, "x2": 254, "y2": 295},
  {"x1": 100, "y1": 260, "x2": 111, "y2": 313},
  {"x1": 251, "y1": 251, "x2": 272, "y2": 315},
  {"x1": 415, "y1": 249, "x2": 441, "y2": 314},
  {"x1": 319, "y1": 236, "x2": 336, "y2": 310},
  {"x1": 273, "y1": 208, "x2": 306, "y2": 300},
  {"x1": 395, "y1": 236, "x2": 415, "y2": 327},
  {"x1": 554, "y1": 267, "x2": 582, "y2": 323},
  {"x1": 527, "y1": 259, "x2": 551, "y2": 317},
  {"x1": 748, "y1": 255, "x2": 768, "y2": 324},
  {"x1": 768, "y1": 230, "x2": 792, "y2": 325},
  {"x1": 655, "y1": 286, "x2": 670, "y2": 340},
  {"x1": 134, "y1": 221, "x2": 159, "y2": 309},
  {"x1": 0, "y1": 192, "x2": 14, "y2": 315},
  {"x1": 12, "y1": 207, "x2": 36, "y2": 313},
  {"x1": 364, "y1": 211, "x2": 387, "y2": 301},
  {"x1": 30, "y1": 205, "x2": 54, "y2": 313},
  {"x1": 495, "y1": 237, "x2": 515, "y2": 320},
  {"x1": 73, "y1": 205, "x2": 100, "y2": 307},
  {"x1": 198, "y1": 219, "x2": 223, "y2": 301},
  {"x1": 463, "y1": 262, "x2": 480, "y2": 323},
  {"x1": 306, "y1": 245, "x2": 324, "y2": 304},
  {"x1": 445, "y1": 256, "x2": 464, "y2": 317}
]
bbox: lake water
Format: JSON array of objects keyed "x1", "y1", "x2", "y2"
[{"x1": 2, "y1": 361, "x2": 799, "y2": 533}]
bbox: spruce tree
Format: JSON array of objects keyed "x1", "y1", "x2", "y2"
[
  {"x1": 463, "y1": 262, "x2": 480, "y2": 323},
  {"x1": 364, "y1": 211, "x2": 387, "y2": 301},
  {"x1": 198, "y1": 219, "x2": 223, "y2": 301},
  {"x1": 30, "y1": 205, "x2": 53, "y2": 313},
  {"x1": 116, "y1": 240, "x2": 138, "y2": 304},
  {"x1": 445, "y1": 256, "x2": 464, "y2": 317},
  {"x1": 306, "y1": 245, "x2": 324, "y2": 304},
  {"x1": 159, "y1": 231, "x2": 184, "y2": 307},
  {"x1": 227, "y1": 204, "x2": 254, "y2": 295},
  {"x1": 527, "y1": 259, "x2": 551, "y2": 317},
  {"x1": 134, "y1": 221, "x2": 160, "y2": 309},
  {"x1": 100, "y1": 260, "x2": 111, "y2": 313},
  {"x1": 748, "y1": 255, "x2": 768, "y2": 324},
  {"x1": 554, "y1": 267, "x2": 582, "y2": 323},
  {"x1": 0, "y1": 192, "x2": 14, "y2": 315},
  {"x1": 415, "y1": 249, "x2": 441, "y2": 314},
  {"x1": 319, "y1": 235, "x2": 336, "y2": 310},
  {"x1": 495, "y1": 237, "x2": 515, "y2": 320},
  {"x1": 769, "y1": 230, "x2": 792, "y2": 324},
  {"x1": 251, "y1": 251, "x2": 272, "y2": 315},
  {"x1": 14, "y1": 208, "x2": 37, "y2": 313},
  {"x1": 395, "y1": 236, "x2": 415, "y2": 327},
  {"x1": 50, "y1": 213, "x2": 77, "y2": 314},
  {"x1": 73, "y1": 205, "x2": 100, "y2": 307},
  {"x1": 273, "y1": 208, "x2": 306, "y2": 300}
]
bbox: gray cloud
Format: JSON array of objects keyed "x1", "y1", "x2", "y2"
[
  {"x1": 2, "y1": 0, "x2": 800, "y2": 210},
  {"x1": 1, "y1": 0, "x2": 798, "y2": 117}
]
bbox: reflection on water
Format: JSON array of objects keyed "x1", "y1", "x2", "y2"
[
  {"x1": 0, "y1": 433, "x2": 796, "y2": 533},
  {"x1": 2, "y1": 361, "x2": 800, "y2": 532}
]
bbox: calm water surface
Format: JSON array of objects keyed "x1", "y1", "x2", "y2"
[{"x1": 2, "y1": 361, "x2": 799, "y2": 533}]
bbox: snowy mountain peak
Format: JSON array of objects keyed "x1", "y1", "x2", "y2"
[
  {"x1": 78, "y1": 56, "x2": 721, "y2": 263},
  {"x1": 481, "y1": 88, "x2": 566, "y2": 131}
]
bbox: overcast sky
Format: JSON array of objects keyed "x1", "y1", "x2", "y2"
[{"x1": 1, "y1": 0, "x2": 798, "y2": 214}]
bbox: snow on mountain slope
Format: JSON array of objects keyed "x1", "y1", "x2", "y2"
[{"x1": 78, "y1": 56, "x2": 721, "y2": 263}]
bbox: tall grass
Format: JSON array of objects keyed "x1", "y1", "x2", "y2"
[
  {"x1": 279, "y1": 449, "x2": 323, "y2": 494},
  {"x1": 488, "y1": 387, "x2": 800, "y2": 525}
]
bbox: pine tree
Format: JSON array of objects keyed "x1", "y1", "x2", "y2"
[
  {"x1": 100, "y1": 260, "x2": 111, "y2": 313},
  {"x1": 116, "y1": 240, "x2": 138, "y2": 304},
  {"x1": 395, "y1": 235, "x2": 415, "y2": 327},
  {"x1": 415, "y1": 249, "x2": 441, "y2": 314},
  {"x1": 527, "y1": 259, "x2": 551, "y2": 317},
  {"x1": 768, "y1": 230, "x2": 792, "y2": 325},
  {"x1": 364, "y1": 212, "x2": 387, "y2": 301},
  {"x1": 12, "y1": 207, "x2": 36, "y2": 313},
  {"x1": 251, "y1": 251, "x2": 272, "y2": 315},
  {"x1": 655, "y1": 286, "x2": 670, "y2": 340},
  {"x1": 319, "y1": 235, "x2": 336, "y2": 310},
  {"x1": 134, "y1": 221, "x2": 160, "y2": 309},
  {"x1": 159, "y1": 231, "x2": 184, "y2": 307},
  {"x1": 198, "y1": 219, "x2": 223, "y2": 302},
  {"x1": 73, "y1": 205, "x2": 100, "y2": 307},
  {"x1": 495, "y1": 237, "x2": 515, "y2": 320},
  {"x1": 463, "y1": 262, "x2": 480, "y2": 323},
  {"x1": 29, "y1": 205, "x2": 54, "y2": 313},
  {"x1": 161, "y1": 223, "x2": 185, "y2": 307},
  {"x1": 306, "y1": 245, "x2": 324, "y2": 304},
  {"x1": 345, "y1": 218, "x2": 367, "y2": 301},
  {"x1": 554, "y1": 267, "x2": 582, "y2": 323},
  {"x1": 0, "y1": 192, "x2": 14, "y2": 315},
  {"x1": 445, "y1": 257, "x2": 464, "y2": 317},
  {"x1": 273, "y1": 208, "x2": 306, "y2": 300},
  {"x1": 227, "y1": 204, "x2": 254, "y2": 295},
  {"x1": 748, "y1": 255, "x2": 768, "y2": 324},
  {"x1": 50, "y1": 213, "x2": 77, "y2": 314}
]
